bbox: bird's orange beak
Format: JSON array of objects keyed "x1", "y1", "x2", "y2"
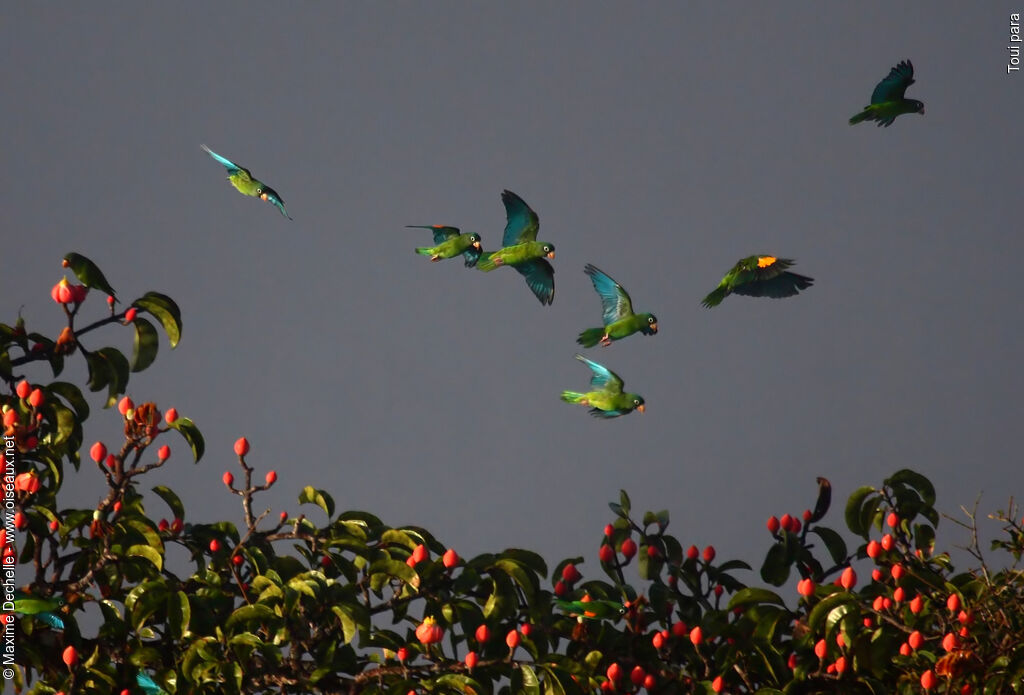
[
  {"x1": 547, "y1": 251, "x2": 555, "y2": 259},
  {"x1": 650, "y1": 323, "x2": 658, "y2": 332},
  {"x1": 260, "y1": 193, "x2": 269, "y2": 201},
  {"x1": 473, "y1": 241, "x2": 481, "y2": 249},
  {"x1": 636, "y1": 404, "x2": 645, "y2": 414}
]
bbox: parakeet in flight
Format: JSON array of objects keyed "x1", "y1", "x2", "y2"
[
  {"x1": 849, "y1": 60, "x2": 924, "y2": 127},
  {"x1": 561, "y1": 354, "x2": 645, "y2": 418},
  {"x1": 577, "y1": 264, "x2": 658, "y2": 347},
  {"x1": 408, "y1": 225, "x2": 482, "y2": 267},
  {"x1": 476, "y1": 190, "x2": 555, "y2": 305},
  {"x1": 13, "y1": 590, "x2": 65, "y2": 630},
  {"x1": 701, "y1": 255, "x2": 813, "y2": 308},
  {"x1": 201, "y1": 144, "x2": 291, "y2": 219}
]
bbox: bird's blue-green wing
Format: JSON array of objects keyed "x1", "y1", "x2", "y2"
[
  {"x1": 575, "y1": 354, "x2": 623, "y2": 394},
  {"x1": 34, "y1": 611, "x2": 65, "y2": 630},
  {"x1": 136, "y1": 672, "x2": 169, "y2": 695},
  {"x1": 406, "y1": 225, "x2": 461, "y2": 244},
  {"x1": 590, "y1": 408, "x2": 626, "y2": 419},
  {"x1": 501, "y1": 190, "x2": 540, "y2": 246},
  {"x1": 259, "y1": 185, "x2": 291, "y2": 219},
  {"x1": 201, "y1": 144, "x2": 247, "y2": 175},
  {"x1": 871, "y1": 60, "x2": 914, "y2": 104},
  {"x1": 732, "y1": 272, "x2": 813, "y2": 299},
  {"x1": 584, "y1": 264, "x2": 634, "y2": 324},
  {"x1": 462, "y1": 244, "x2": 483, "y2": 268},
  {"x1": 513, "y1": 258, "x2": 554, "y2": 305}
]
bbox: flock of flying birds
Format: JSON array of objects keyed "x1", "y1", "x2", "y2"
[{"x1": 201, "y1": 60, "x2": 925, "y2": 419}]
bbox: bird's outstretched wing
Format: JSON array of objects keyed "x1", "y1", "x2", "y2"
[
  {"x1": 584, "y1": 264, "x2": 634, "y2": 324},
  {"x1": 407, "y1": 225, "x2": 461, "y2": 244},
  {"x1": 501, "y1": 190, "x2": 540, "y2": 246},
  {"x1": 201, "y1": 144, "x2": 251, "y2": 179},
  {"x1": 514, "y1": 258, "x2": 554, "y2": 305},
  {"x1": 732, "y1": 272, "x2": 814, "y2": 299},
  {"x1": 258, "y1": 185, "x2": 291, "y2": 219},
  {"x1": 871, "y1": 60, "x2": 914, "y2": 104},
  {"x1": 575, "y1": 354, "x2": 623, "y2": 394}
]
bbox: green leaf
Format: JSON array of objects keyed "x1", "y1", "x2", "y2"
[
  {"x1": 133, "y1": 292, "x2": 182, "y2": 348},
  {"x1": 886, "y1": 469, "x2": 936, "y2": 507},
  {"x1": 810, "y1": 527, "x2": 848, "y2": 565},
  {"x1": 127, "y1": 544, "x2": 163, "y2": 571},
  {"x1": 85, "y1": 350, "x2": 113, "y2": 392},
  {"x1": 64, "y1": 252, "x2": 118, "y2": 299},
  {"x1": 517, "y1": 664, "x2": 541, "y2": 695},
  {"x1": 299, "y1": 486, "x2": 336, "y2": 517},
  {"x1": 727, "y1": 587, "x2": 787, "y2": 610},
  {"x1": 48, "y1": 381, "x2": 90, "y2": 420},
  {"x1": 131, "y1": 317, "x2": 160, "y2": 372},
  {"x1": 151, "y1": 485, "x2": 185, "y2": 520},
  {"x1": 168, "y1": 591, "x2": 191, "y2": 639},
  {"x1": 225, "y1": 604, "x2": 280, "y2": 631},
  {"x1": 760, "y1": 541, "x2": 792, "y2": 586},
  {"x1": 618, "y1": 490, "x2": 631, "y2": 516},
  {"x1": 845, "y1": 486, "x2": 878, "y2": 537},
  {"x1": 807, "y1": 591, "x2": 855, "y2": 634},
  {"x1": 169, "y1": 417, "x2": 204, "y2": 463},
  {"x1": 96, "y1": 346, "x2": 130, "y2": 405}
]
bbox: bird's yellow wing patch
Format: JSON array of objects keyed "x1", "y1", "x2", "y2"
[{"x1": 757, "y1": 256, "x2": 778, "y2": 268}]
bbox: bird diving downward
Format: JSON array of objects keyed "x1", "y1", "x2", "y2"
[{"x1": 201, "y1": 144, "x2": 291, "y2": 219}]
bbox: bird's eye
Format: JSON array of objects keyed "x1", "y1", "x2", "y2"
[
  {"x1": 648, "y1": 317, "x2": 654, "y2": 323},
  {"x1": 634, "y1": 399, "x2": 640, "y2": 406}
]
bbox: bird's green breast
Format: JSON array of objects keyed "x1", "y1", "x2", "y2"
[{"x1": 228, "y1": 174, "x2": 263, "y2": 197}]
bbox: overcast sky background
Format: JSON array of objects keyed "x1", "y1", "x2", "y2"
[{"x1": 5, "y1": 4, "x2": 1022, "y2": 582}]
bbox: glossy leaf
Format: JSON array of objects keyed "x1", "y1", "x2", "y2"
[
  {"x1": 133, "y1": 292, "x2": 182, "y2": 348},
  {"x1": 169, "y1": 416, "x2": 205, "y2": 463},
  {"x1": 131, "y1": 317, "x2": 160, "y2": 372}
]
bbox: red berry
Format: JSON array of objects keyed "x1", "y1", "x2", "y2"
[
  {"x1": 872, "y1": 595, "x2": 884, "y2": 611},
  {"x1": 2, "y1": 410, "x2": 17, "y2": 427},
  {"x1": 475, "y1": 624, "x2": 491, "y2": 643},
  {"x1": 118, "y1": 396, "x2": 134, "y2": 415},
  {"x1": 158, "y1": 519, "x2": 169, "y2": 531},
  {"x1": 766, "y1": 516, "x2": 780, "y2": 534},
  {"x1": 62, "y1": 645, "x2": 78, "y2": 669},
  {"x1": 880, "y1": 533, "x2": 894, "y2": 551},
  {"x1": 652, "y1": 632, "x2": 665, "y2": 649},
  {"x1": 416, "y1": 617, "x2": 444, "y2": 645},
  {"x1": 910, "y1": 594, "x2": 923, "y2": 614},
  {"x1": 863, "y1": 617, "x2": 873, "y2": 627},
  {"x1": 164, "y1": 408, "x2": 179, "y2": 424},
  {"x1": 893, "y1": 587, "x2": 905, "y2": 603},
  {"x1": 28, "y1": 388, "x2": 44, "y2": 408},
  {"x1": 599, "y1": 544, "x2": 615, "y2": 563},
  {"x1": 686, "y1": 545, "x2": 699, "y2": 560},
  {"x1": 780, "y1": 513, "x2": 793, "y2": 532},
  {"x1": 713, "y1": 584, "x2": 724, "y2": 597},
  {"x1": 223, "y1": 471, "x2": 234, "y2": 487},
  {"x1": 891, "y1": 564, "x2": 905, "y2": 580},
  {"x1": 882, "y1": 597, "x2": 892, "y2": 610},
  {"x1": 814, "y1": 638, "x2": 827, "y2": 659},
  {"x1": 703, "y1": 545, "x2": 716, "y2": 563},
  {"x1": 689, "y1": 626, "x2": 703, "y2": 645},
  {"x1": 643, "y1": 674, "x2": 656, "y2": 690},
  {"x1": 505, "y1": 628, "x2": 521, "y2": 650},
  {"x1": 886, "y1": 512, "x2": 899, "y2": 529},
  {"x1": 16, "y1": 380, "x2": 31, "y2": 399},
  {"x1": 442, "y1": 548, "x2": 459, "y2": 568},
  {"x1": 209, "y1": 539, "x2": 221, "y2": 553},
  {"x1": 840, "y1": 567, "x2": 856, "y2": 590},
  {"x1": 14, "y1": 512, "x2": 26, "y2": 529},
  {"x1": 866, "y1": 540, "x2": 881, "y2": 559},
  {"x1": 942, "y1": 632, "x2": 957, "y2": 652},
  {"x1": 604, "y1": 523, "x2": 614, "y2": 536},
  {"x1": 397, "y1": 646, "x2": 409, "y2": 661},
  {"x1": 234, "y1": 437, "x2": 250, "y2": 456},
  {"x1": 321, "y1": 555, "x2": 331, "y2": 568},
  {"x1": 49, "y1": 519, "x2": 59, "y2": 532},
  {"x1": 790, "y1": 518, "x2": 802, "y2": 533},
  {"x1": 112, "y1": 500, "x2": 122, "y2": 514},
  {"x1": 787, "y1": 652, "x2": 798, "y2": 669},
  {"x1": 834, "y1": 656, "x2": 847, "y2": 674},
  {"x1": 797, "y1": 578, "x2": 815, "y2": 597},
  {"x1": 171, "y1": 518, "x2": 183, "y2": 533},
  {"x1": 411, "y1": 544, "x2": 428, "y2": 564},
  {"x1": 802, "y1": 509, "x2": 813, "y2": 522},
  {"x1": 90, "y1": 441, "x2": 108, "y2": 463},
  {"x1": 562, "y1": 563, "x2": 582, "y2": 583},
  {"x1": 554, "y1": 580, "x2": 568, "y2": 596},
  {"x1": 671, "y1": 621, "x2": 687, "y2": 637},
  {"x1": 232, "y1": 554, "x2": 244, "y2": 566},
  {"x1": 620, "y1": 537, "x2": 637, "y2": 560},
  {"x1": 106, "y1": 454, "x2": 117, "y2": 469},
  {"x1": 107, "y1": 295, "x2": 115, "y2": 306},
  {"x1": 265, "y1": 470, "x2": 277, "y2": 485},
  {"x1": 947, "y1": 593, "x2": 961, "y2": 613},
  {"x1": 124, "y1": 307, "x2": 137, "y2": 323},
  {"x1": 157, "y1": 445, "x2": 170, "y2": 461},
  {"x1": 871, "y1": 568, "x2": 883, "y2": 582},
  {"x1": 630, "y1": 666, "x2": 646, "y2": 686},
  {"x1": 51, "y1": 278, "x2": 74, "y2": 304},
  {"x1": 279, "y1": 511, "x2": 288, "y2": 522},
  {"x1": 465, "y1": 651, "x2": 478, "y2": 670},
  {"x1": 647, "y1": 545, "x2": 660, "y2": 558},
  {"x1": 899, "y1": 641, "x2": 912, "y2": 656},
  {"x1": 520, "y1": 623, "x2": 533, "y2": 637},
  {"x1": 711, "y1": 675, "x2": 724, "y2": 693},
  {"x1": 605, "y1": 663, "x2": 623, "y2": 683},
  {"x1": 921, "y1": 669, "x2": 937, "y2": 690}
]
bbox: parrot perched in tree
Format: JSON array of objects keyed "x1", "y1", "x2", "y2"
[
  {"x1": 13, "y1": 590, "x2": 65, "y2": 630},
  {"x1": 577, "y1": 264, "x2": 658, "y2": 347},
  {"x1": 408, "y1": 225, "x2": 482, "y2": 267},
  {"x1": 476, "y1": 190, "x2": 555, "y2": 305},
  {"x1": 201, "y1": 144, "x2": 291, "y2": 219},
  {"x1": 701, "y1": 255, "x2": 813, "y2": 308},
  {"x1": 849, "y1": 60, "x2": 924, "y2": 127},
  {"x1": 561, "y1": 354, "x2": 645, "y2": 418},
  {"x1": 554, "y1": 598, "x2": 626, "y2": 622}
]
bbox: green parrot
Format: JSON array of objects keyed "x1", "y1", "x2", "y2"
[
  {"x1": 577, "y1": 264, "x2": 658, "y2": 348},
  {"x1": 849, "y1": 60, "x2": 924, "y2": 127},
  {"x1": 476, "y1": 190, "x2": 555, "y2": 305},
  {"x1": 13, "y1": 589, "x2": 65, "y2": 630},
  {"x1": 701, "y1": 255, "x2": 813, "y2": 308},
  {"x1": 554, "y1": 598, "x2": 626, "y2": 622},
  {"x1": 409, "y1": 225, "x2": 482, "y2": 267},
  {"x1": 201, "y1": 144, "x2": 292, "y2": 218},
  {"x1": 561, "y1": 354, "x2": 645, "y2": 418}
]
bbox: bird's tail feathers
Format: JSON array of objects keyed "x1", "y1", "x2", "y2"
[
  {"x1": 476, "y1": 253, "x2": 498, "y2": 272},
  {"x1": 848, "y1": 109, "x2": 870, "y2": 125},
  {"x1": 701, "y1": 287, "x2": 728, "y2": 308},
  {"x1": 414, "y1": 247, "x2": 433, "y2": 256},
  {"x1": 576, "y1": 328, "x2": 604, "y2": 348},
  {"x1": 560, "y1": 391, "x2": 586, "y2": 404}
]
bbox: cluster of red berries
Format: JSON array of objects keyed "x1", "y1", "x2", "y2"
[{"x1": 766, "y1": 510, "x2": 812, "y2": 536}]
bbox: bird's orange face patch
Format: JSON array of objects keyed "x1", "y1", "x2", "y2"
[{"x1": 757, "y1": 256, "x2": 777, "y2": 268}]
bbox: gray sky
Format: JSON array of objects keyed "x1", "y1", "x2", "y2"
[{"x1": 5, "y1": 4, "x2": 1022, "y2": 578}]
